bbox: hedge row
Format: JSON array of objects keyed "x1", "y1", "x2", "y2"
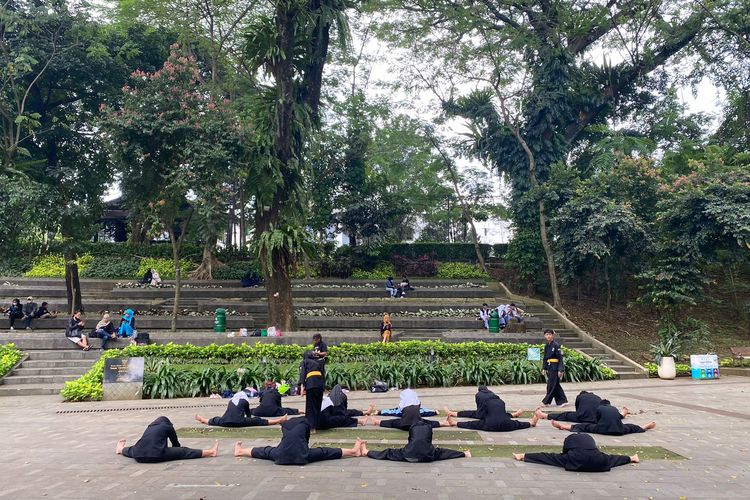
[
  {"x1": 61, "y1": 341, "x2": 615, "y2": 401},
  {"x1": 0, "y1": 343, "x2": 23, "y2": 378}
]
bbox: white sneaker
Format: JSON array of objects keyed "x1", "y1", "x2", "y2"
[
  {"x1": 558, "y1": 402, "x2": 569, "y2": 407},
  {"x1": 9, "y1": 326, "x2": 14, "y2": 331}
]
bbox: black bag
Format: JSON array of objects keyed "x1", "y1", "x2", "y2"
[
  {"x1": 371, "y1": 380, "x2": 388, "y2": 393},
  {"x1": 134, "y1": 331, "x2": 150, "y2": 345}
]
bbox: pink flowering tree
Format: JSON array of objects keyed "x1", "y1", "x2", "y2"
[{"x1": 103, "y1": 44, "x2": 246, "y2": 329}]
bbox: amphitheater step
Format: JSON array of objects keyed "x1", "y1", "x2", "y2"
[
  {"x1": 0, "y1": 383, "x2": 64, "y2": 397},
  {"x1": 0, "y1": 349, "x2": 98, "y2": 397},
  {"x1": 2, "y1": 374, "x2": 83, "y2": 385},
  {"x1": 11, "y1": 367, "x2": 90, "y2": 376}
]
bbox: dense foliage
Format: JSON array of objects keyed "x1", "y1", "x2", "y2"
[
  {"x1": 61, "y1": 341, "x2": 614, "y2": 401},
  {"x1": 0, "y1": 343, "x2": 23, "y2": 378}
]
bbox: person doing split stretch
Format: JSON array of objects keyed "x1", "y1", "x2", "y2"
[
  {"x1": 194, "y1": 389, "x2": 288, "y2": 428},
  {"x1": 551, "y1": 400, "x2": 656, "y2": 436},
  {"x1": 234, "y1": 417, "x2": 363, "y2": 465},
  {"x1": 371, "y1": 389, "x2": 454, "y2": 430},
  {"x1": 536, "y1": 390, "x2": 629, "y2": 423},
  {"x1": 444, "y1": 386, "x2": 538, "y2": 432},
  {"x1": 116, "y1": 416, "x2": 218, "y2": 463},
  {"x1": 318, "y1": 384, "x2": 375, "y2": 430},
  {"x1": 252, "y1": 382, "x2": 302, "y2": 417},
  {"x1": 513, "y1": 432, "x2": 639, "y2": 471},
  {"x1": 363, "y1": 420, "x2": 470, "y2": 462}
]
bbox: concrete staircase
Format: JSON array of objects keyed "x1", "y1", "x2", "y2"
[{"x1": 0, "y1": 350, "x2": 99, "y2": 396}]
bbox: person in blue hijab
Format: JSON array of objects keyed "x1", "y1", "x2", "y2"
[{"x1": 118, "y1": 308, "x2": 136, "y2": 337}]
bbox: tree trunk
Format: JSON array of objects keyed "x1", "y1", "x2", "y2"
[
  {"x1": 604, "y1": 260, "x2": 612, "y2": 317},
  {"x1": 264, "y1": 255, "x2": 296, "y2": 332},
  {"x1": 239, "y1": 185, "x2": 247, "y2": 249},
  {"x1": 63, "y1": 247, "x2": 83, "y2": 315},
  {"x1": 169, "y1": 229, "x2": 181, "y2": 332},
  {"x1": 497, "y1": 97, "x2": 563, "y2": 311}
]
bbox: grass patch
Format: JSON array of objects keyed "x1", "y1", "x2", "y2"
[
  {"x1": 177, "y1": 427, "x2": 482, "y2": 441},
  {"x1": 315, "y1": 443, "x2": 686, "y2": 460}
]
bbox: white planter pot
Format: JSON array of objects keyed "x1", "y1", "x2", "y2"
[{"x1": 657, "y1": 356, "x2": 677, "y2": 379}]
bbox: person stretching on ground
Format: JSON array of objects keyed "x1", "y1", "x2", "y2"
[
  {"x1": 234, "y1": 417, "x2": 363, "y2": 465},
  {"x1": 371, "y1": 389, "x2": 454, "y2": 430},
  {"x1": 116, "y1": 416, "x2": 218, "y2": 463},
  {"x1": 363, "y1": 420, "x2": 470, "y2": 462},
  {"x1": 551, "y1": 400, "x2": 655, "y2": 436},
  {"x1": 444, "y1": 386, "x2": 538, "y2": 432},
  {"x1": 195, "y1": 389, "x2": 289, "y2": 428},
  {"x1": 513, "y1": 432, "x2": 638, "y2": 471},
  {"x1": 317, "y1": 384, "x2": 375, "y2": 430},
  {"x1": 252, "y1": 381, "x2": 303, "y2": 417},
  {"x1": 535, "y1": 390, "x2": 628, "y2": 423}
]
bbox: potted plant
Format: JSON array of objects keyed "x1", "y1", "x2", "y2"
[{"x1": 650, "y1": 326, "x2": 681, "y2": 380}]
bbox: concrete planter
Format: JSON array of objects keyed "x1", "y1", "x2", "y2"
[{"x1": 657, "y1": 356, "x2": 677, "y2": 380}]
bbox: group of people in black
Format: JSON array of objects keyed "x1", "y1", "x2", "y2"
[
  {"x1": 5, "y1": 296, "x2": 57, "y2": 330},
  {"x1": 117, "y1": 331, "x2": 654, "y2": 472}
]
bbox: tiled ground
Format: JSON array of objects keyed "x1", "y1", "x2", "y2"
[{"x1": 1, "y1": 377, "x2": 748, "y2": 499}]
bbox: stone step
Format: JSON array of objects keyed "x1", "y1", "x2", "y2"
[
  {"x1": 11, "y1": 366, "x2": 90, "y2": 376},
  {"x1": 0, "y1": 383, "x2": 64, "y2": 397},
  {"x1": 22, "y1": 350, "x2": 101, "y2": 360},
  {"x1": 21, "y1": 359, "x2": 96, "y2": 368},
  {"x1": 2, "y1": 374, "x2": 82, "y2": 385}
]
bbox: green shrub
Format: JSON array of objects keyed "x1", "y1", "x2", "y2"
[
  {"x1": 61, "y1": 341, "x2": 613, "y2": 401},
  {"x1": 0, "y1": 258, "x2": 32, "y2": 277},
  {"x1": 136, "y1": 257, "x2": 194, "y2": 280},
  {"x1": 645, "y1": 362, "x2": 692, "y2": 377},
  {"x1": 212, "y1": 261, "x2": 259, "y2": 280},
  {"x1": 436, "y1": 262, "x2": 489, "y2": 279},
  {"x1": 351, "y1": 262, "x2": 395, "y2": 279},
  {"x1": 24, "y1": 254, "x2": 94, "y2": 278},
  {"x1": 81, "y1": 257, "x2": 142, "y2": 279},
  {"x1": 0, "y1": 343, "x2": 23, "y2": 378},
  {"x1": 290, "y1": 264, "x2": 319, "y2": 279}
]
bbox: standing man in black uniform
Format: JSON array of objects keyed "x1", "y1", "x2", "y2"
[
  {"x1": 541, "y1": 329, "x2": 568, "y2": 406},
  {"x1": 312, "y1": 333, "x2": 328, "y2": 375}
]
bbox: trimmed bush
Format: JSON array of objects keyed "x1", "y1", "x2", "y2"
[
  {"x1": 436, "y1": 262, "x2": 489, "y2": 279},
  {"x1": 61, "y1": 341, "x2": 614, "y2": 401},
  {"x1": 136, "y1": 257, "x2": 194, "y2": 280},
  {"x1": 0, "y1": 257, "x2": 31, "y2": 277},
  {"x1": 81, "y1": 256, "x2": 142, "y2": 279},
  {"x1": 0, "y1": 343, "x2": 23, "y2": 378},
  {"x1": 24, "y1": 254, "x2": 93, "y2": 278},
  {"x1": 351, "y1": 262, "x2": 396, "y2": 279}
]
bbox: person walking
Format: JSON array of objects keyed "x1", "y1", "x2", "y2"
[{"x1": 541, "y1": 329, "x2": 568, "y2": 407}]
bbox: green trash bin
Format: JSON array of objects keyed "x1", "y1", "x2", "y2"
[
  {"x1": 214, "y1": 308, "x2": 226, "y2": 333},
  {"x1": 488, "y1": 309, "x2": 500, "y2": 334},
  {"x1": 260, "y1": 329, "x2": 268, "y2": 337}
]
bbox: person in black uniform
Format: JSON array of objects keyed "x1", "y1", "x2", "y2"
[
  {"x1": 536, "y1": 391, "x2": 629, "y2": 423},
  {"x1": 234, "y1": 417, "x2": 362, "y2": 464},
  {"x1": 252, "y1": 382, "x2": 302, "y2": 417},
  {"x1": 312, "y1": 333, "x2": 328, "y2": 372},
  {"x1": 371, "y1": 389, "x2": 453, "y2": 430},
  {"x1": 552, "y1": 400, "x2": 656, "y2": 435},
  {"x1": 318, "y1": 384, "x2": 375, "y2": 429},
  {"x1": 541, "y1": 329, "x2": 568, "y2": 406},
  {"x1": 363, "y1": 420, "x2": 470, "y2": 462},
  {"x1": 299, "y1": 350, "x2": 326, "y2": 430},
  {"x1": 194, "y1": 390, "x2": 289, "y2": 427},
  {"x1": 513, "y1": 432, "x2": 638, "y2": 471},
  {"x1": 116, "y1": 416, "x2": 218, "y2": 463},
  {"x1": 443, "y1": 386, "x2": 538, "y2": 431}
]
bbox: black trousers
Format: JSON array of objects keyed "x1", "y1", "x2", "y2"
[
  {"x1": 207, "y1": 416, "x2": 268, "y2": 428},
  {"x1": 122, "y1": 446, "x2": 203, "y2": 463},
  {"x1": 542, "y1": 371, "x2": 568, "y2": 405},
  {"x1": 251, "y1": 446, "x2": 342, "y2": 464},
  {"x1": 305, "y1": 387, "x2": 324, "y2": 430},
  {"x1": 252, "y1": 406, "x2": 300, "y2": 417},
  {"x1": 524, "y1": 452, "x2": 631, "y2": 471},
  {"x1": 379, "y1": 418, "x2": 441, "y2": 431},
  {"x1": 571, "y1": 423, "x2": 645, "y2": 435},
  {"x1": 547, "y1": 411, "x2": 581, "y2": 422},
  {"x1": 319, "y1": 413, "x2": 358, "y2": 430},
  {"x1": 457, "y1": 418, "x2": 530, "y2": 432},
  {"x1": 367, "y1": 447, "x2": 465, "y2": 462}
]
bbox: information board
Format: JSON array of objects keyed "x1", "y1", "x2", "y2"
[
  {"x1": 527, "y1": 347, "x2": 541, "y2": 361},
  {"x1": 103, "y1": 357, "x2": 144, "y2": 400},
  {"x1": 690, "y1": 354, "x2": 720, "y2": 380}
]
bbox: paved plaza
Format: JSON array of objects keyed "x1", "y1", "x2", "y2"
[{"x1": 1, "y1": 376, "x2": 748, "y2": 499}]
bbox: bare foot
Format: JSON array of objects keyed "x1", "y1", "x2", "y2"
[
  {"x1": 360, "y1": 440, "x2": 369, "y2": 456},
  {"x1": 443, "y1": 406, "x2": 457, "y2": 418},
  {"x1": 464, "y1": 449, "x2": 472, "y2": 458},
  {"x1": 535, "y1": 407, "x2": 547, "y2": 420},
  {"x1": 204, "y1": 440, "x2": 219, "y2": 457},
  {"x1": 642, "y1": 421, "x2": 656, "y2": 431},
  {"x1": 370, "y1": 417, "x2": 381, "y2": 426},
  {"x1": 630, "y1": 453, "x2": 640, "y2": 463},
  {"x1": 365, "y1": 403, "x2": 376, "y2": 416},
  {"x1": 358, "y1": 416, "x2": 369, "y2": 426},
  {"x1": 551, "y1": 420, "x2": 563, "y2": 430},
  {"x1": 279, "y1": 414, "x2": 289, "y2": 423},
  {"x1": 446, "y1": 415, "x2": 457, "y2": 426},
  {"x1": 234, "y1": 441, "x2": 243, "y2": 457},
  {"x1": 621, "y1": 406, "x2": 630, "y2": 418},
  {"x1": 354, "y1": 438, "x2": 365, "y2": 456},
  {"x1": 530, "y1": 413, "x2": 539, "y2": 427},
  {"x1": 513, "y1": 453, "x2": 524, "y2": 461},
  {"x1": 511, "y1": 409, "x2": 523, "y2": 418},
  {"x1": 115, "y1": 438, "x2": 126, "y2": 455},
  {"x1": 194, "y1": 414, "x2": 209, "y2": 425}
]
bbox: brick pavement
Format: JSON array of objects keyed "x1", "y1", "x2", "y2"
[{"x1": 0, "y1": 377, "x2": 748, "y2": 499}]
